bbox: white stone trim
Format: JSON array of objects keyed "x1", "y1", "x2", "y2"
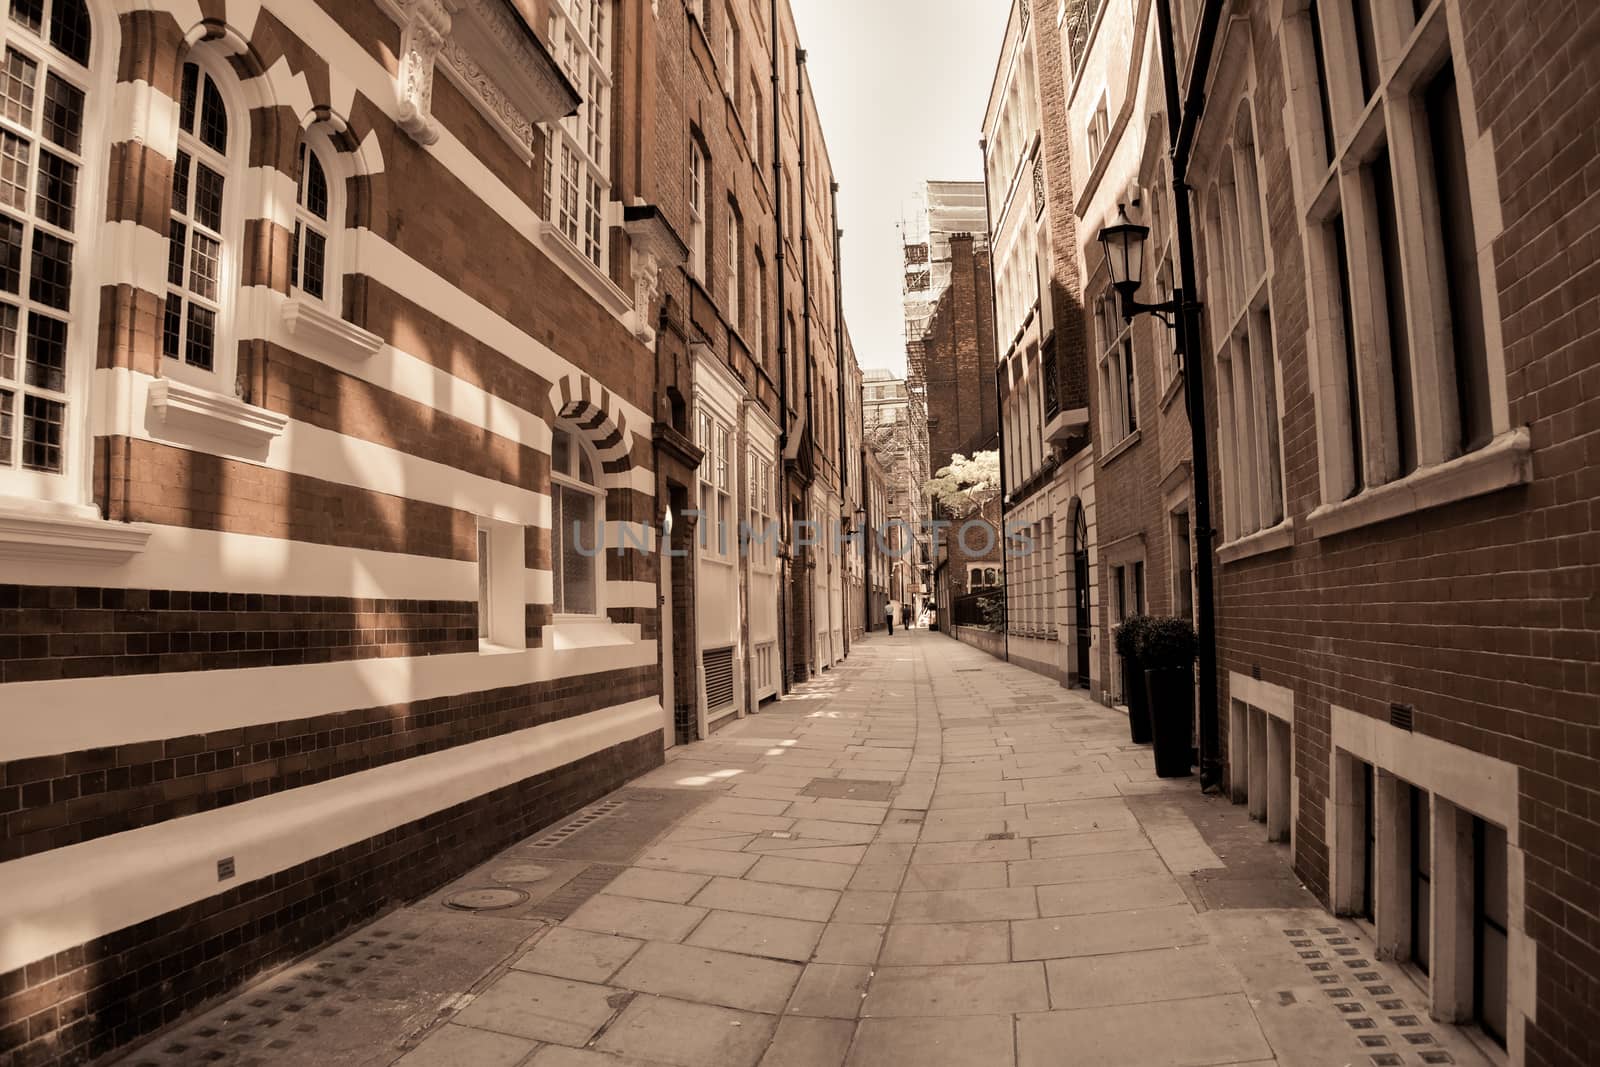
[
  {"x1": 1327, "y1": 704, "x2": 1535, "y2": 1062},
  {"x1": 0, "y1": 500, "x2": 151, "y2": 565},
  {"x1": 539, "y1": 220, "x2": 632, "y2": 315},
  {"x1": 146, "y1": 378, "x2": 289, "y2": 451},
  {"x1": 1, "y1": 638, "x2": 660, "y2": 762},
  {"x1": 1306, "y1": 427, "x2": 1531, "y2": 540},
  {"x1": 281, "y1": 298, "x2": 384, "y2": 361},
  {"x1": 1216, "y1": 517, "x2": 1294, "y2": 564},
  {"x1": 0, "y1": 697, "x2": 662, "y2": 974}
]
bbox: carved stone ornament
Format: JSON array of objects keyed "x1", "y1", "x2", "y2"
[
  {"x1": 632, "y1": 251, "x2": 662, "y2": 343},
  {"x1": 396, "y1": 0, "x2": 452, "y2": 145}
]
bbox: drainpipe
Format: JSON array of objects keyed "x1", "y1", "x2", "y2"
[
  {"x1": 797, "y1": 47, "x2": 816, "y2": 675},
  {"x1": 831, "y1": 181, "x2": 849, "y2": 656},
  {"x1": 979, "y1": 133, "x2": 1009, "y2": 661},
  {"x1": 771, "y1": 0, "x2": 791, "y2": 694},
  {"x1": 1156, "y1": 0, "x2": 1227, "y2": 789}
]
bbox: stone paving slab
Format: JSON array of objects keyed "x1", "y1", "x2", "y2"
[
  {"x1": 511, "y1": 927, "x2": 643, "y2": 984},
  {"x1": 685, "y1": 909, "x2": 824, "y2": 962},
  {"x1": 610, "y1": 941, "x2": 801, "y2": 1014},
  {"x1": 845, "y1": 1017, "x2": 1016, "y2": 1067},
  {"x1": 862, "y1": 962, "x2": 1049, "y2": 1016},
  {"x1": 1016, "y1": 994, "x2": 1274, "y2": 1067},
  {"x1": 595, "y1": 996, "x2": 776, "y2": 1067},
  {"x1": 452, "y1": 971, "x2": 620, "y2": 1047}
]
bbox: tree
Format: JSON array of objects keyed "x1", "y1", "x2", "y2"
[{"x1": 923, "y1": 450, "x2": 1000, "y2": 518}]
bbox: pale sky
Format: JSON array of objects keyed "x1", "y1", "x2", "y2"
[{"x1": 790, "y1": 0, "x2": 1010, "y2": 378}]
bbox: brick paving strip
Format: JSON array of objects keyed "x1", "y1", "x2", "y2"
[{"x1": 115, "y1": 633, "x2": 1497, "y2": 1067}]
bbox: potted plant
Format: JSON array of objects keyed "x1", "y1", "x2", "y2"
[
  {"x1": 1138, "y1": 615, "x2": 1197, "y2": 778},
  {"x1": 1112, "y1": 614, "x2": 1153, "y2": 744}
]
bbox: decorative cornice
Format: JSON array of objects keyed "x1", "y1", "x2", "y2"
[
  {"x1": 282, "y1": 299, "x2": 385, "y2": 361},
  {"x1": 391, "y1": 0, "x2": 452, "y2": 146},
  {"x1": 147, "y1": 379, "x2": 289, "y2": 451}
]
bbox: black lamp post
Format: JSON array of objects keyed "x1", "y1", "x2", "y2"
[{"x1": 1097, "y1": 203, "x2": 1189, "y2": 327}]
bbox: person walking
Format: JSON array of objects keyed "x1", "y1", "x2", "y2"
[
  {"x1": 885, "y1": 600, "x2": 895, "y2": 636},
  {"x1": 902, "y1": 603, "x2": 913, "y2": 631}
]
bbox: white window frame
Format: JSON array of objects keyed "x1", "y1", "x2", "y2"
[
  {"x1": 0, "y1": 0, "x2": 106, "y2": 506},
  {"x1": 1282, "y1": 0, "x2": 1517, "y2": 529},
  {"x1": 689, "y1": 137, "x2": 706, "y2": 283},
  {"x1": 720, "y1": 3, "x2": 737, "y2": 95},
  {"x1": 477, "y1": 517, "x2": 526, "y2": 650},
  {"x1": 726, "y1": 197, "x2": 741, "y2": 330},
  {"x1": 544, "y1": 0, "x2": 611, "y2": 269},
  {"x1": 290, "y1": 129, "x2": 342, "y2": 309},
  {"x1": 696, "y1": 407, "x2": 734, "y2": 564},
  {"x1": 1086, "y1": 92, "x2": 1109, "y2": 171},
  {"x1": 550, "y1": 423, "x2": 607, "y2": 619},
  {"x1": 162, "y1": 49, "x2": 244, "y2": 396},
  {"x1": 1095, "y1": 291, "x2": 1137, "y2": 448}
]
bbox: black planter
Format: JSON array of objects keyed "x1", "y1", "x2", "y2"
[
  {"x1": 1121, "y1": 654, "x2": 1152, "y2": 744},
  {"x1": 1145, "y1": 665, "x2": 1195, "y2": 778}
]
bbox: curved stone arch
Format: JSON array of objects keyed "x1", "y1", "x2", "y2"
[{"x1": 549, "y1": 375, "x2": 633, "y2": 484}]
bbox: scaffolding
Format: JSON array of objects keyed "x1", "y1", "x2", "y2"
[{"x1": 899, "y1": 181, "x2": 989, "y2": 607}]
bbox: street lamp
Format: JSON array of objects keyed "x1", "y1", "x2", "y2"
[{"x1": 1097, "y1": 203, "x2": 1190, "y2": 327}]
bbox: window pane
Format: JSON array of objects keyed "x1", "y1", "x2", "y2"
[
  {"x1": 34, "y1": 149, "x2": 75, "y2": 230},
  {"x1": 551, "y1": 493, "x2": 565, "y2": 612},
  {"x1": 198, "y1": 73, "x2": 227, "y2": 153},
  {"x1": 0, "y1": 387, "x2": 10, "y2": 463},
  {"x1": 20, "y1": 390, "x2": 60, "y2": 470},
  {"x1": 1371, "y1": 149, "x2": 1416, "y2": 476},
  {"x1": 28, "y1": 228, "x2": 71, "y2": 309},
  {"x1": 41, "y1": 72, "x2": 82, "y2": 153},
  {"x1": 161, "y1": 292, "x2": 180, "y2": 358},
  {"x1": 301, "y1": 227, "x2": 325, "y2": 299},
  {"x1": 193, "y1": 162, "x2": 224, "y2": 231},
  {"x1": 187, "y1": 231, "x2": 220, "y2": 300},
  {"x1": 184, "y1": 301, "x2": 214, "y2": 370},
  {"x1": 289, "y1": 220, "x2": 299, "y2": 289},
  {"x1": 171, "y1": 150, "x2": 190, "y2": 215},
  {"x1": 10, "y1": 0, "x2": 43, "y2": 33},
  {"x1": 305, "y1": 149, "x2": 328, "y2": 219},
  {"x1": 0, "y1": 131, "x2": 29, "y2": 210},
  {"x1": 2, "y1": 49, "x2": 37, "y2": 126},
  {"x1": 0, "y1": 302, "x2": 15, "y2": 379},
  {"x1": 552, "y1": 427, "x2": 571, "y2": 477},
  {"x1": 165, "y1": 219, "x2": 186, "y2": 286},
  {"x1": 49, "y1": 0, "x2": 91, "y2": 66},
  {"x1": 23, "y1": 310, "x2": 64, "y2": 390},
  {"x1": 578, "y1": 443, "x2": 593, "y2": 485},
  {"x1": 559, "y1": 485, "x2": 596, "y2": 615},
  {"x1": 178, "y1": 62, "x2": 197, "y2": 135}
]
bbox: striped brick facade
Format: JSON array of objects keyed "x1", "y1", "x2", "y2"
[{"x1": 0, "y1": 2, "x2": 673, "y2": 1064}]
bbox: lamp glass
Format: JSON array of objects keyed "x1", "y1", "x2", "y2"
[{"x1": 1098, "y1": 204, "x2": 1150, "y2": 293}]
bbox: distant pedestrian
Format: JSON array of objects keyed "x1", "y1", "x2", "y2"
[
  {"x1": 885, "y1": 601, "x2": 895, "y2": 635},
  {"x1": 902, "y1": 604, "x2": 912, "y2": 630}
]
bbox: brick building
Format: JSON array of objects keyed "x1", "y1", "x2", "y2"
[
  {"x1": 980, "y1": 0, "x2": 1098, "y2": 688},
  {"x1": 1065, "y1": 0, "x2": 1197, "y2": 709},
  {"x1": 1056, "y1": 0, "x2": 1597, "y2": 1063},
  {"x1": 0, "y1": 0, "x2": 864, "y2": 1062}
]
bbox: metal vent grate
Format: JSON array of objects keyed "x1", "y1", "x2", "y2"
[
  {"x1": 704, "y1": 646, "x2": 736, "y2": 710},
  {"x1": 1389, "y1": 703, "x2": 1414, "y2": 732},
  {"x1": 531, "y1": 798, "x2": 626, "y2": 848}
]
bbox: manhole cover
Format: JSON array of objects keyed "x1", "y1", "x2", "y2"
[
  {"x1": 494, "y1": 864, "x2": 555, "y2": 883},
  {"x1": 444, "y1": 887, "x2": 530, "y2": 912}
]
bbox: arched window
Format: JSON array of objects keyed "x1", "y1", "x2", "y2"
[
  {"x1": 550, "y1": 423, "x2": 603, "y2": 616},
  {"x1": 0, "y1": 0, "x2": 94, "y2": 495},
  {"x1": 164, "y1": 54, "x2": 235, "y2": 383},
  {"x1": 985, "y1": 567, "x2": 998, "y2": 586},
  {"x1": 290, "y1": 134, "x2": 340, "y2": 305}
]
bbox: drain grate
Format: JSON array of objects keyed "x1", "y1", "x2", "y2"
[
  {"x1": 527, "y1": 864, "x2": 626, "y2": 921},
  {"x1": 531, "y1": 799, "x2": 627, "y2": 848}
]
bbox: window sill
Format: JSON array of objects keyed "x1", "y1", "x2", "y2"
[
  {"x1": 0, "y1": 498, "x2": 151, "y2": 565},
  {"x1": 147, "y1": 379, "x2": 288, "y2": 452},
  {"x1": 1307, "y1": 427, "x2": 1533, "y2": 540},
  {"x1": 538, "y1": 221, "x2": 632, "y2": 316},
  {"x1": 1217, "y1": 519, "x2": 1295, "y2": 565},
  {"x1": 546, "y1": 618, "x2": 635, "y2": 650},
  {"x1": 477, "y1": 639, "x2": 526, "y2": 656},
  {"x1": 282, "y1": 299, "x2": 383, "y2": 362},
  {"x1": 1100, "y1": 428, "x2": 1142, "y2": 467}
]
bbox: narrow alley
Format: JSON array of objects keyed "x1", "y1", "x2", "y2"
[{"x1": 118, "y1": 632, "x2": 1495, "y2": 1067}]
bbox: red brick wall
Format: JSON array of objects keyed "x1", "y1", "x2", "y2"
[{"x1": 1204, "y1": 3, "x2": 1600, "y2": 1063}]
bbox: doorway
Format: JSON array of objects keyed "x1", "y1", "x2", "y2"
[{"x1": 1073, "y1": 503, "x2": 1090, "y2": 689}]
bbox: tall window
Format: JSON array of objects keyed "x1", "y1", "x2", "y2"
[
  {"x1": 546, "y1": 0, "x2": 610, "y2": 267},
  {"x1": 726, "y1": 198, "x2": 741, "y2": 329},
  {"x1": 290, "y1": 137, "x2": 337, "y2": 303},
  {"x1": 696, "y1": 409, "x2": 732, "y2": 559},
  {"x1": 747, "y1": 67, "x2": 762, "y2": 168},
  {"x1": 1289, "y1": 0, "x2": 1499, "y2": 504},
  {"x1": 165, "y1": 58, "x2": 231, "y2": 380},
  {"x1": 1095, "y1": 292, "x2": 1137, "y2": 445},
  {"x1": 720, "y1": 4, "x2": 738, "y2": 94},
  {"x1": 1201, "y1": 103, "x2": 1284, "y2": 541},
  {"x1": 0, "y1": 0, "x2": 91, "y2": 490},
  {"x1": 1171, "y1": 507, "x2": 1193, "y2": 619},
  {"x1": 550, "y1": 425, "x2": 601, "y2": 615},
  {"x1": 689, "y1": 137, "x2": 706, "y2": 283},
  {"x1": 753, "y1": 247, "x2": 767, "y2": 366},
  {"x1": 1086, "y1": 93, "x2": 1109, "y2": 171},
  {"x1": 746, "y1": 448, "x2": 774, "y2": 569}
]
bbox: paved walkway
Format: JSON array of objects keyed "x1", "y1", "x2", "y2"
[{"x1": 120, "y1": 630, "x2": 1496, "y2": 1067}]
